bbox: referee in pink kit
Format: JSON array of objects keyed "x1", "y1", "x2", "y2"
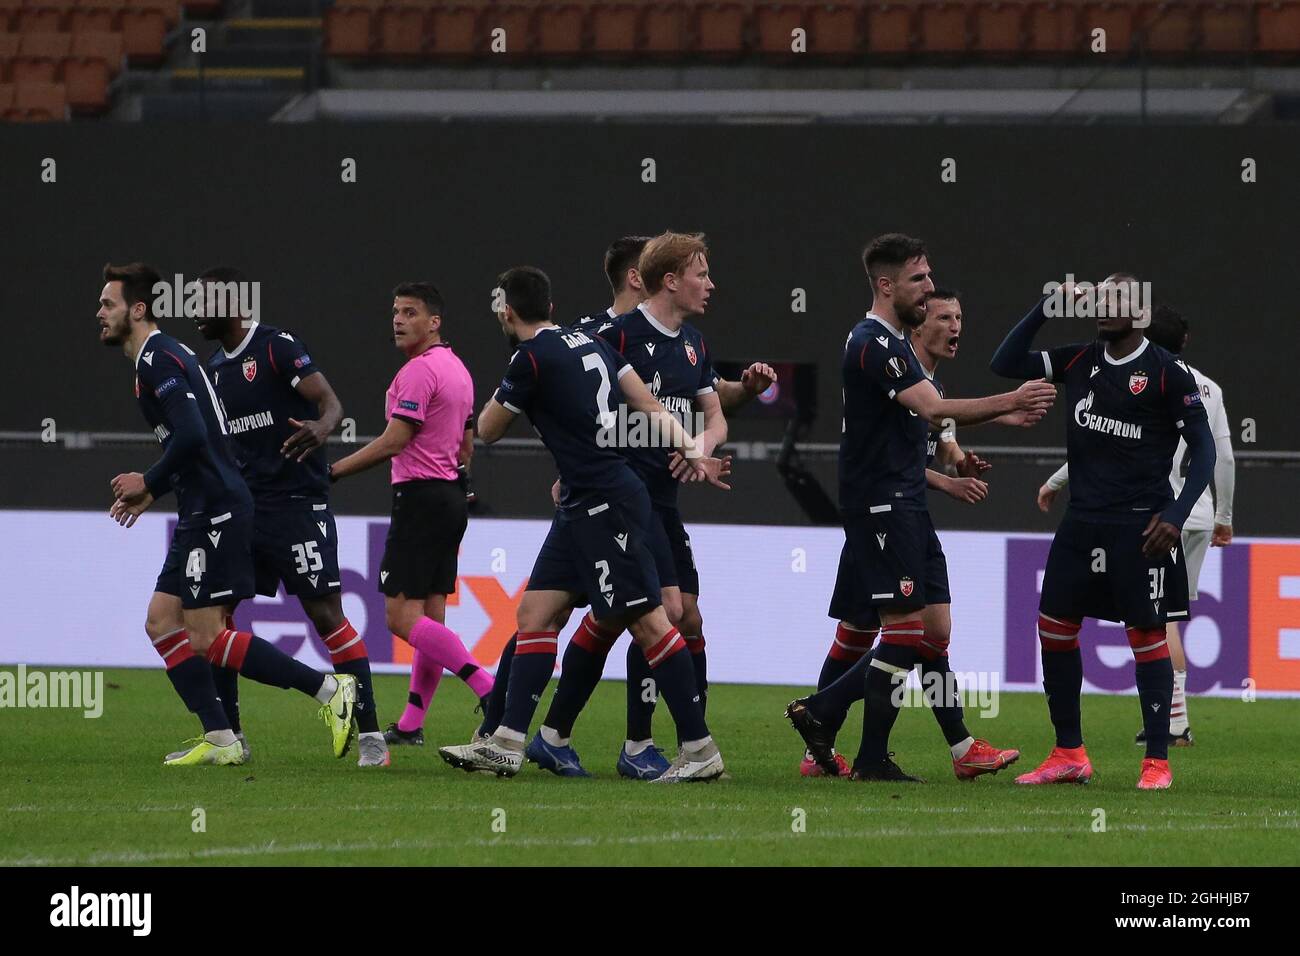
[{"x1": 331, "y1": 282, "x2": 494, "y2": 745}]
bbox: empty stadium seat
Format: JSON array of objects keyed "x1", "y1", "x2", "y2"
[
  {"x1": 1138, "y1": 1, "x2": 1196, "y2": 56},
  {"x1": 0, "y1": 33, "x2": 20, "y2": 80},
  {"x1": 642, "y1": 1, "x2": 691, "y2": 57},
  {"x1": 755, "y1": 1, "x2": 804, "y2": 58},
  {"x1": 867, "y1": 1, "x2": 916, "y2": 58},
  {"x1": 12, "y1": 32, "x2": 72, "y2": 83},
  {"x1": 589, "y1": 0, "x2": 639, "y2": 55},
  {"x1": 425, "y1": 2, "x2": 481, "y2": 58},
  {"x1": 64, "y1": 28, "x2": 120, "y2": 111},
  {"x1": 376, "y1": 2, "x2": 429, "y2": 58},
  {"x1": 918, "y1": 0, "x2": 971, "y2": 55},
  {"x1": 975, "y1": 1, "x2": 1028, "y2": 56},
  {"x1": 1027, "y1": 0, "x2": 1082, "y2": 56},
  {"x1": 324, "y1": 0, "x2": 380, "y2": 59},
  {"x1": 485, "y1": 2, "x2": 536, "y2": 58},
  {"x1": 535, "y1": 1, "x2": 588, "y2": 57},
  {"x1": 120, "y1": 1, "x2": 168, "y2": 62},
  {"x1": 0, "y1": 0, "x2": 22, "y2": 31},
  {"x1": 1080, "y1": 1, "x2": 1136, "y2": 55},
  {"x1": 17, "y1": 0, "x2": 77, "y2": 34},
  {"x1": 12, "y1": 79, "x2": 67, "y2": 118},
  {"x1": 69, "y1": 0, "x2": 126, "y2": 33},
  {"x1": 695, "y1": 1, "x2": 750, "y2": 58},
  {"x1": 1200, "y1": 1, "x2": 1252, "y2": 54},
  {"x1": 1256, "y1": 1, "x2": 1300, "y2": 55},
  {"x1": 807, "y1": 1, "x2": 867, "y2": 58}
]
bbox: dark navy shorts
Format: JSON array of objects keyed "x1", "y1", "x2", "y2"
[
  {"x1": 156, "y1": 510, "x2": 256, "y2": 610},
  {"x1": 253, "y1": 500, "x2": 341, "y2": 599},
  {"x1": 1040, "y1": 511, "x2": 1189, "y2": 628},
  {"x1": 528, "y1": 485, "x2": 663, "y2": 623},
  {"x1": 829, "y1": 506, "x2": 950, "y2": 621}
]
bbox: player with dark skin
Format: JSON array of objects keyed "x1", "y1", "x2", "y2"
[{"x1": 194, "y1": 290, "x2": 350, "y2": 640}]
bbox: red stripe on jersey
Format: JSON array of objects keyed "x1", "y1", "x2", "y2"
[
  {"x1": 1063, "y1": 346, "x2": 1091, "y2": 373},
  {"x1": 1160, "y1": 366, "x2": 1166, "y2": 395},
  {"x1": 267, "y1": 340, "x2": 279, "y2": 375},
  {"x1": 163, "y1": 350, "x2": 186, "y2": 370},
  {"x1": 527, "y1": 350, "x2": 539, "y2": 379},
  {"x1": 859, "y1": 344, "x2": 868, "y2": 369},
  {"x1": 618, "y1": 329, "x2": 626, "y2": 354}
]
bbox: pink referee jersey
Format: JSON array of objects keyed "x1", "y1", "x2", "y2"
[{"x1": 385, "y1": 342, "x2": 475, "y2": 484}]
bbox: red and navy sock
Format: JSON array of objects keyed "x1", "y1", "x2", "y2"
[
  {"x1": 206, "y1": 629, "x2": 325, "y2": 698},
  {"x1": 1129, "y1": 625, "x2": 1174, "y2": 760},
  {"x1": 855, "y1": 619, "x2": 923, "y2": 767},
  {"x1": 625, "y1": 640, "x2": 656, "y2": 741},
  {"x1": 500, "y1": 632, "x2": 557, "y2": 736},
  {"x1": 817, "y1": 622, "x2": 878, "y2": 690},
  {"x1": 154, "y1": 628, "x2": 229, "y2": 733},
  {"x1": 917, "y1": 634, "x2": 968, "y2": 747},
  {"x1": 478, "y1": 633, "x2": 515, "y2": 737},
  {"x1": 684, "y1": 633, "x2": 708, "y2": 716},
  {"x1": 646, "y1": 627, "x2": 709, "y2": 743},
  {"x1": 543, "y1": 614, "x2": 618, "y2": 738},
  {"x1": 211, "y1": 614, "x2": 241, "y2": 733},
  {"x1": 321, "y1": 620, "x2": 379, "y2": 734},
  {"x1": 1038, "y1": 613, "x2": 1084, "y2": 748}
]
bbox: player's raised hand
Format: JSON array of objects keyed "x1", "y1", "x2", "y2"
[
  {"x1": 550, "y1": 478, "x2": 562, "y2": 507},
  {"x1": 1141, "y1": 513, "x2": 1181, "y2": 558},
  {"x1": 1013, "y1": 379, "x2": 1056, "y2": 414},
  {"x1": 741, "y1": 362, "x2": 778, "y2": 396},
  {"x1": 282, "y1": 417, "x2": 331, "y2": 462},
  {"x1": 109, "y1": 491, "x2": 154, "y2": 528},
  {"x1": 1036, "y1": 483, "x2": 1058, "y2": 512},
  {"x1": 956, "y1": 450, "x2": 991, "y2": 478},
  {"x1": 110, "y1": 472, "x2": 148, "y2": 503},
  {"x1": 1212, "y1": 523, "x2": 1233, "y2": 547},
  {"x1": 943, "y1": 475, "x2": 987, "y2": 503},
  {"x1": 689, "y1": 455, "x2": 733, "y2": 490}
]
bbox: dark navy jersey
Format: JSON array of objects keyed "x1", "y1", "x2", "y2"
[
  {"x1": 926, "y1": 377, "x2": 945, "y2": 467},
  {"x1": 595, "y1": 304, "x2": 718, "y2": 507},
  {"x1": 575, "y1": 307, "x2": 617, "y2": 332},
  {"x1": 494, "y1": 325, "x2": 643, "y2": 512},
  {"x1": 839, "y1": 314, "x2": 931, "y2": 514},
  {"x1": 133, "y1": 329, "x2": 252, "y2": 528},
  {"x1": 1036, "y1": 337, "x2": 1208, "y2": 520},
  {"x1": 206, "y1": 324, "x2": 329, "y2": 502}
]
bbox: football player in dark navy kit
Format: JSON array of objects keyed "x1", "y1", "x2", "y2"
[
  {"x1": 992, "y1": 275, "x2": 1215, "y2": 791},
  {"x1": 439, "y1": 266, "x2": 731, "y2": 782},
  {"x1": 195, "y1": 266, "x2": 386, "y2": 768},
  {"x1": 517, "y1": 234, "x2": 773, "y2": 780},
  {"x1": 785, "y1": 235, "x2": 1055, "y2": 782},
  {"x1": 99, "y1": 263, "x2": 358, "y2": 766},
  {"x1": 789, "y1": 288, "x2": 1032, "y2": 780}
]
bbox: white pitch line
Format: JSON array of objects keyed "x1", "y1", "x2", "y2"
[{"x1": 4, "y1": 819, "x2": 1297, "y2": 867}]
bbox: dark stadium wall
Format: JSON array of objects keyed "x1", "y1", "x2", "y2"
[{"x1": 1, "y1": 124, "x2": 1295, "y2": 533}]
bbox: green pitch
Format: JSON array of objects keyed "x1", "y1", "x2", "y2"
[{"x1": 2, "y1": 668, "x2": 1297, "y2": 866}]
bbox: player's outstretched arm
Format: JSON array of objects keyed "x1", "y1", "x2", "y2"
[
  {"x1": 621, "y1": 370, "x2": 728, "y2": 487},
  {"x1": 329, "y1": 416, "x2": 417, "y2": 481},
  {"x1": 1038, "y1": 463, "x2": 1068, "y2": 512},
  {"x1": 1142, "y1": 417, "x2": 1216, "y2": 557},
  {"x1": 716, "y1": 362, "x2": 778, "y2": 413},
  {"x1": 990, "y1": 297, "x2": 1052, "y2": 380},
  {"x1": 898, "y1": 377, "x2": 1055, "y2": 428},
  {"x1": 927, "y1": 467, "x2": 987, "y2": 503}
]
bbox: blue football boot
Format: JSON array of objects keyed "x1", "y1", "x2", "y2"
[
  {"x1": 617, "y1": 743, "x2": 671, "y2": 780},
  {"x1": 525, "y1": 733, "x2": 592, "y2": 777}
]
